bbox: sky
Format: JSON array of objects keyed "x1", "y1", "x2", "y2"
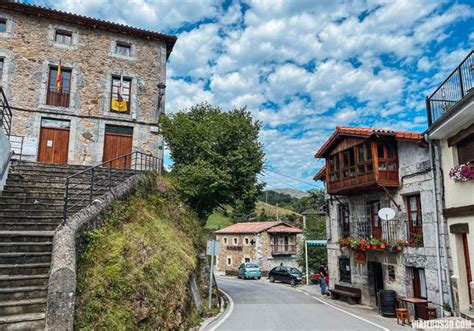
[{"x1": 29, "y1": 0, "x2": 474, "y2": 191}]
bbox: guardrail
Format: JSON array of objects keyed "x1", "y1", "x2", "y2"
[
  {"x1": 9, "y1": 135, "x2": 24, "y2": 160},
  {"x1": 426, "y1": 50, "x2": 474, "y2": 126},
  {"x1": 0, "y1": 86, "x2": 12, "y2": 137},
  {"x1": 63, "y1": 151, "x2": 161, "y2": 221}
]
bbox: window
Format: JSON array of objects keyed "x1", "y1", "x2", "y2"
[
  {"x1": 115, "y1": 42, "x2": 131, "y2": 56},
  {"x1": 233, "y1": 237, "x2": 238, "y2": 245},
  {"x1": 244, "y1": 237, "x2": 249, "y2": 245},
  {"x1": 388, "y1": 265, "x2": 396, "y2": 281},
  {"x1": 457, "y1": 135, "x2": 474, "y2": 164},
  {"x1": 244, "y1": 258, "x2": 250, "y2": 263},
  {"x1": 46, "y1": 66, "x2": 72, "y2": 107},
  {"x1": 55, "y1": 30, "x2": 72, "y2": 45},
  {"x1": 366, "y1": 200, "x2": 381, "y2": 239},
  {"x1": 406, "y1": 194, "x2": 423, "y2": 245},
  {"x1": 110, "y1": 76, "x2": 131, "y2": 114},
  {"x1": 338, "y1": 204, "x2": 350, "y2": 238},
  {"x1": 377, "y1": 142, "x2": 398, "y2": 174},
  {"x1": 223, "y1": 237, "x2": 228, "y2": 244},
  {"x1": 339, "y1": 257, "x2": 351, "y2": 283},
  {"x1": 0, "y1": 19, "x2": 6, "y2": 33},
  {"x1": 226, "y1": 257, "x2": 232, "y2": 266}
]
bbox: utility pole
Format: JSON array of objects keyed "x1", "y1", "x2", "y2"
[{"x1": 276, "y1": 203, "x2": 279, "y2": 221}]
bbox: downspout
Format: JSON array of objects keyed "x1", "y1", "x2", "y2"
[{"x1": 425, "y1": 134, "x2": 453, "y2": 315}]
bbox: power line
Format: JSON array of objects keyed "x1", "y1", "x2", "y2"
[
  {"x1": 264, "y1": 168, "x2": 320, "y2": 188},
  {"x1": 260, "y1": 171, "x2": 305, "y2": 191}
]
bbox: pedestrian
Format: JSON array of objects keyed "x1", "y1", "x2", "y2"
[
  {"x1": 319, "y1": 267, "x2": 327, "y2": 295},
  {"x1": 324, "y1": 265, "x2": 330, "y2": 290}
]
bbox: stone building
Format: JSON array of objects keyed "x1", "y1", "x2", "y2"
[
  {"x1": 313, "y1": 126, "x2": 451, "y2": 318},
  {"x1": 0, "y1": 2, "x2": 176, "y2": 165},
  {"x1": 425, "y1": 50, "x2": 474, "y2": 318},
  {"x1": 214, "y1": 221, "x2": 303, "y2": 275}
]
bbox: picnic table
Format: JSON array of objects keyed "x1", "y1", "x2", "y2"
[{"x1": 399, "y1": 297, "x2": 431, "y2": 320}]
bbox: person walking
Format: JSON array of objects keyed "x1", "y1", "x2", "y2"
[{"x1": 319, "y1": 267, "x2": 327, "y2": 295}]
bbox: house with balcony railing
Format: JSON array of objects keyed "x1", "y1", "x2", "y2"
[
  {"x1": 314, "y1": 126, "x2": 451, "y2": 317},
  {"x1": 425, "y1": 50, "x2": 474, "y2": 319},
  {"x1": 214, "y1": 221, "x2": 303, "y2": 276}
]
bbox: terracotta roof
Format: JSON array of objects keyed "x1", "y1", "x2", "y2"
[
  {"x1": 314, "y1": 126, "x2": 423, "y2": 158},
  {"x1": 215, "y1": 221, "x2": 302, "y2": 234},
  {"x1": 313, "y1": 166, "x2": 326, "y2": 181},
  {"x1": 0, "y1": 2, "x2": 177, "y2": 58},
  {"x1": 266, "y1": 225, "x2": 303, "y2": 234}
]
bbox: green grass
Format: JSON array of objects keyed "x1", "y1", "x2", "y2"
[
  {"x1": 75, "y1": 177, "x2": 204, "y2": 330},
  {"x1": 205, "y1": 211, "x2": 233, "y2": 230},
  {"x1": 256, "y1": 201, "x2": 301, "y2": 218}
]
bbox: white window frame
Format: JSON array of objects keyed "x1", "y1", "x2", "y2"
[
  {"x1": 244, "y1": 237, "x2": 250, "y2": 246},
  {"x1": 109, "y1": 39, "x2": 137, "y2": 61},
  {"x1": 233, "y1": 237, "x2": 238, "y2": 245},
  {"x1": 0, "y1": 13, "x2": 13, "y2": 39},
  {"x1": 226, "y1": 256, "x2": 232, "y2": 266},
  {"x1": 223, "y1": 237, "x2": 228, "y2": 244}
]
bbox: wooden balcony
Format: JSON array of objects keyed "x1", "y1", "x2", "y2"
[{"x1": 271, "y1": 244, "x2": 297, "y2": 256}]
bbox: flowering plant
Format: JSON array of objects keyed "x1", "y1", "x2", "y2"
[{"x1": 449, "y1": 162, "x2": 474, "y2": 182}]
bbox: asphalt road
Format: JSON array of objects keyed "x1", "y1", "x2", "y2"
[{"x1": 209, "y1": 276, "x2": 389, "y2": 331}]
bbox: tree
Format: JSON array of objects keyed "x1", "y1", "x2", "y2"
[
  {"x1": 297, "y1": 215, "x2": 327, "y2": 274},
  {"x1": 160, "y1": 103, "x2": 264, "y2": 223}
]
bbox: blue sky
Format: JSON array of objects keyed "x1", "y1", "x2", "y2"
[{"x1": 29, "y1": 0, "x2": 474, "y2": 191}]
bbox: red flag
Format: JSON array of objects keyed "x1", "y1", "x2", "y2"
[{"x1": 56, "y1": 60, "x2": 62, "y2": 92}]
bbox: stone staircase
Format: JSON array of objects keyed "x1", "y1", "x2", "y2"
[{"x1": 0, "y1": 160, "x2": 136, "y2": 330}]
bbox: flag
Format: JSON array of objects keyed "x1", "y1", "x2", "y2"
[
  {"x1": 56, "y1": 61, "x2": 62, "y2": 92},
  {"x1": 111, "y1": 75, "x2": 128, "y2": 113}
]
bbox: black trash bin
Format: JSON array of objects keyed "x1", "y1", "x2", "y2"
[{"x1": 378, "y1": 290, "x2": 397, "y2": 317}]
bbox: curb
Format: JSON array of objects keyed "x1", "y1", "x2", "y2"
[{"x1": 199, "y1": 289, "x2": 232, "y2": 331}]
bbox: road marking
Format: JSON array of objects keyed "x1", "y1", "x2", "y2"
[
  {"x1": 310, "y1": 295, "x2": 389, "y2": 331},
  {"x1": 208, "y1": 288, "x2": 234, "y2": 331},
  {"x1": 304, "y1": 292, "x2": 309, "y2": 296}
]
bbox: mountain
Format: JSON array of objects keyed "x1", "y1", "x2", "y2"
[{"x1": 269, "y1": 188, "x2": 310, "y2": 199}]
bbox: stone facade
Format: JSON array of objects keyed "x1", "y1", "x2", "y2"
[
  {"x1": 0, "y1": 3, "x2": 175, "y2": 165},
  {"x1": 215, "y1": 231, "x2": 301, "y2": 275},
  {"x1": 324, "y1": 140, "x2": 451, "y2": 315}
]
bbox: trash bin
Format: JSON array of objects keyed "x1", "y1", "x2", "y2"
[{"x1": 378, "y1": 290, "x2": 397, "y2": 317}]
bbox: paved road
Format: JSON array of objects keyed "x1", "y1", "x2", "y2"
[{"x1": 209, "y1": 276, "x2": 389, "y2": 331}]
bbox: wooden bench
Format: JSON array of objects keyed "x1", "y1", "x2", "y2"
[{"x1": 329, "y1": 284, "x2": 362, "y2": 305}]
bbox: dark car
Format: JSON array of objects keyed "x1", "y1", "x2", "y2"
[{"x1": 268, "y1": 266, "x2": 303, "y2": 286}]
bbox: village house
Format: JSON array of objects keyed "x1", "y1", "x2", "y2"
[
  {"x1": 314, "y1": 126, "x2": 451, "y2": 318},
  {"x1": 0, "y1": 1, "x2": 176, "y2": 166},
  {"x1": 425, "y1": 50, "x2": 474, "y2": 319},
  {"x1": 215, "y1": 221, "x2": 303, "y2": 275}
]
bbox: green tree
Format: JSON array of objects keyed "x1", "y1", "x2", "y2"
[
  {"x1": 160, "y1": 103, "x2": 264, "y2": 223},
  {"x1": 297, "y1": 216, "x2": 327, "y2": 274}
]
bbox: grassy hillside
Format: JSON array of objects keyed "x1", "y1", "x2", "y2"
[
  {"x1": 255, "y1": 201, "x2": 302, "y2": 218},
  {"x1": 205, "y1": 210, "x2": 232, "y2": 230},
  {"x1": 75, "y1": 177, "x2": 205, "y2": 330}
]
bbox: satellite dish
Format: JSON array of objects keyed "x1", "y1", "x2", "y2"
[{"x1": 378, "y1": 207, "x2": 396, "y2": 221}]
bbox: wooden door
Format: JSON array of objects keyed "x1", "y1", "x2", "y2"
[
  {"x1": 38, "y1": 127, "x2": 70, "y2": 164},
  {"x1": 103, "y1": 133, "x2": 133, "y2": 168},
  {"x1": 462, "y1": 234, "x2": 472, "y2": 303},
  {"x1": 368, "y1": 200, "x2": 382, "y2": 239}
]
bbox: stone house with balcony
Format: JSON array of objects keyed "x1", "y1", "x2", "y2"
[
  {"x1": 214, "y1": 221, "x2": 303, "y2": 275},
  {"x1": 314, "y1": 126, "x2": 451, "y2": 317},
  {"x1": 425, "y1": 50, "x2": 474, "y2": 318},
  {"x1": 0, "y1": 1, "x2": 176, "y2": 166}
]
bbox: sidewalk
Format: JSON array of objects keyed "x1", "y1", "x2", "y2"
[{"x1": 299, "y1": 284, "x2": 472, "y2": 331}]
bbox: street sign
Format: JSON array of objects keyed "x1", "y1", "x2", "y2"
[
  {"x1": 306, "y1": 240, "x2": 327, "y2": 247},
  {"x1": 206, "y1": 240, "x2": 220, "y2": 256}
]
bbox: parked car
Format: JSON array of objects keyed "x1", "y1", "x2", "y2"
[
  {"x1": 268, "y1": 266, "x2": 302, "y2": 286},
  {"x1": 237, "y1": 262, "x2": 262, "y2": 280}
]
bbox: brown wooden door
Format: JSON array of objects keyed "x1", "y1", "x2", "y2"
[
  {"x1": 462, "y1": 234, "x2": 472, "y2": 303},
  {"x1": 367, "y1": 200, "x2": 382, "y2": 239},
  {"x1": 103, "y1": 132, "x2": 133, "y2": 168},
  {"x1": 38, "y1": 127, "x2": 70, "y2": 164}
]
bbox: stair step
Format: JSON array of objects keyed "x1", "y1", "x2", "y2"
[
  {"x1": 0, "y1": 274, "x2": 49, "y2": 288},
  {"x1": 0, "y1": 210, "x2": 64, "y2": 217},
  {"x1": 0, "y1": 215, "x2": 63, "y2": 222},
  {"x1": 0, "y1": 222, "x2": 59, "y2": 232},
  {"x1": 0, "y1": 263, "x2": 50, "y2": 276},
  {"x1": 0, "y1": 298, "x2": 46, "y2": 316},
  {"x1": 0, "y1": 232, "x2": 54, "y2": 243},
  {"x1": 0, "y1": 252, "x2": 51, "y2": 264},
  {"x1": 0, "y1": 242, "x2": 52, "y2": 253},
  {"x1": 0, "y1": 312, "x2": 45, "y2": 329},
  {"x1": 0, "y1": 286, "x2": 47, "y2": 301}
]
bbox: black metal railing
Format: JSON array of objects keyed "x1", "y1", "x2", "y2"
[
  {"x1": 340, "y1": 223, "x2": 350, "y2": 238},
  {"x1": 355, "y1": 219, "x2": 400, "y2": 243},
  {"x1": 426, "y1": 50, "x2": 474, "y2": 126},
  {"x1": 63, "y1": 151, "x2": 161, "y2": 221},
  {"x1": 0, "y1": 86, "x2": 12, "y2": 137},
  {"x1": 9, "y1": 135, "x2": 24, "y2": 160}
]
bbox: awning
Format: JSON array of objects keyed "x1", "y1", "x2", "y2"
[{"x1": 305, "y1": 240, "x2": 327, "y2": 247}]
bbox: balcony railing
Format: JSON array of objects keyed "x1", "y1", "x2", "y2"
[
  {"x1": 271, "y1": 244, "x2": 297, "y2": 255},
  {"x1": 0, "y1": 86, "x2": 12, "y2": 136},
  {"x1": 338, "y1": 219, "x2": 403, "y2": 244},
  {"x1": 426, "y1": 50, "x2": 474, "y2": 126}
]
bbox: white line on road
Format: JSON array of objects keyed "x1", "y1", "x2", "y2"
[
  {"x1": 310, "y1": 296, "x2": 389, "y2": 331},
  {"x1": 208, "y1": 289, "x2": 234, "y2": 331},
  {"x1": 304, "y1": 292, "x2": 309, "y2": 296}
]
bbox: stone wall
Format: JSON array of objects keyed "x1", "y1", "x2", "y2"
[
  {"x1": 325, "y1": 140, "x2": 451, "y2": 314},
  {"x1": 0, "y1": 8, "x2": 167, "y2": 164}
]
